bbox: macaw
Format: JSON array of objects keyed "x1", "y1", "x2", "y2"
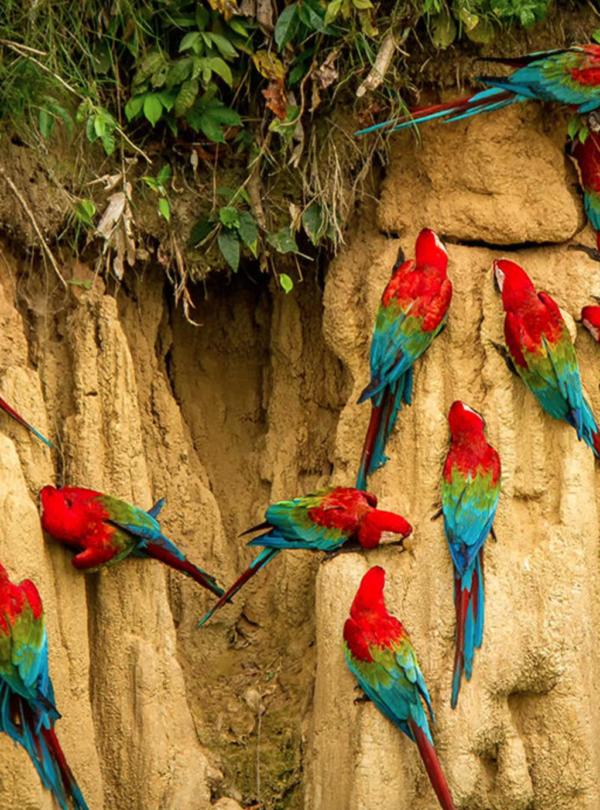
[
  {"x1": 39, "y1": 486, "x2": 224, "y2": 597},
  {"x1": 355, "y1": 45, "x2": 600, "y2": 136},
  {"x1": 0, "y1": 393, "x2": 53, "y2": 448},
  {"x1": 571, "y1": 126, "x2": 600, "y2": 257},
  {"x1": 494, "y1": 258, "x2": 600, "y2": 456},
  {"x1": 441, "y1": 401, "x2": 501, "y2": 708},
  {"x1": 356, "y1": 229, "x2": 452, "y2": 489},
  {"x1": 198, "y1": 487, "x2": 412, "y2": 627},
  {"x1": 344, "y1": 566, "x2": 456, "y2": 810},
  {"x1": 0, "y1": 561, "x2": 88, "y2": 810},
  {"x1": 582, "y1": 301, "x2": 600, "y2": 341}
]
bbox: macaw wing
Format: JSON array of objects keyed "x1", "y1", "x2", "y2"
[
  {"x1": 99, "y1": 494, "x2": 163, "y2": 544},
  {"x1": 505, "y1": 311, "x2": 573, "y2": 421},
  {"x1": 260, "y1": 487, "x2": 357, "y2": 551},
  {"x1": 344, "y1": 628, "x2": 432, "y2": 741},
  {"x1": 442, "y1": 470, "x2": 500, "y2": 574},
  {"x1": 504, "y1": 51, "x2": 600, "y2": 108},
  {"x1": 2, "y1": 581, "x2": 50, "y2": 701}
]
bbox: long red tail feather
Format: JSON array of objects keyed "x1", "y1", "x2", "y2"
[
  {"x1": 143, "y1": 543, "x2": 224, "y2": 597},
  {"x1": 409, "y1": 720, "x2": 457, "y2": 810},
  {"x1": 356, "y1": 396, "x2": 386, "y2": 490}
]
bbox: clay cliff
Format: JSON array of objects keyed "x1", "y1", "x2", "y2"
[{"x1": 0, "y1": 101, "x2": 598, "y2": 810}]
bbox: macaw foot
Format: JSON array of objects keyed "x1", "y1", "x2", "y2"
[
  {"x1": 431, "y1": 507, "x2": 443, "y2": 521},
  {"x1": 491, "y1": 341, "x2": 517, "y2": 376},
  {"x1": 321, "y1": 542, "x2": 362, "y2": 564},
  {"x1": 491, "y1": 526, "x2": 498, "y2": 543},
  {"x1": 569, "y1": 243, "x2": 600, "y2": 263},
  {"x1": 354, "y1": 692, "x2": 371, "y2": 705}
]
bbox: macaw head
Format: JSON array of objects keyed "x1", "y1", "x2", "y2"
[
  {"x1": 357, "y1": 507, "x2": 412, "y2": 549},
  {"x1": 448, "y1": 400, "x2": 486, "y2": 438},
  {"x1": 415, "y1": 228, "x2": 448, "y2": 272},
  {"x1": 350, "y1": 566, "x2": 388, "y2": 621},
  {"x1": 39, "y1": 485, "x2": 103, "y2": 542},
  {"x1": 493, "y1": 258, "x2": 536, "y2": 310},
  {"x1": 582, "y1": 305, "x2": 600, "y2": 342}
]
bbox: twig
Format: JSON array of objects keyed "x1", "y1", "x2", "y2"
[
  {"x1": 0, "y1": 166, "x2": 67, "y2": 287},
  {"x1": 356, "y1": 32, "x2": 397, "y2": 98},
  {"x1": 0, "y1": 38, "x2": 48, "y2": 56}
]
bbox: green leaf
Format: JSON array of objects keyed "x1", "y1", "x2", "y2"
[
  {"x1": 280, "y1": 273, "x2": 294, "y2": 293},
  {"x1": 298, "y1": 2, "x2": 327, "y2": 32},
  {"x1": 166, "y1": 58, "x2": 193, "y2": 88},
  {"x1": 593, "y1": 29, "x2": 600, "y2": 45},
  {"x1": 196, "y1": 4, "x2": 210, "y2": 28},
  {"x1": 180, "y1": 32, "x2": 201, "y2": 52},
  {"x1": 207, "y1": 33, "x2": 238, "y2": 58},
  {"x1": 430, "y1": 11, "x2": 456, "y2": 49},
  {"x1": 85, "y1": 117, "x2": 97, "y2": 143},
  {"x1": 143, "y1": 176, "x2": 160, "y2": 192},
  {"x1": 568, "y1": 116, "x2": 581, "y2": 140},
  {"x1": 144, "y1": 94, "x2": 164, "y2": 126},
  {"x1": 579, "y1": 125, "x2": 589, "y2": 144},
  {"x1": 101, "y1": 130, "x2": 116, "y2": 156},
  {"x1": 302, "y1": 203, "x2": 324, "y2": 245},
  {"x1": 189, "y1": 216, "x2": 215, "y2": 246},
  {"x1": 174, "y1": 78, "x2": 199, "y2": 117},
  {"x1": 157, "y1": 90, "x2": 178, "y2": 112},
  {"x1": 158, "y1": 197, "x2": 171, "y2": 221},
  {"x1": 218, "y1": 229, "x2": 240, "y2": 271},
  {"x1": 238, "y1": 211, "x2": 259, "y2": 255},
  {"x1": 200, "y1": 115, "x2": 225, "y2": 143},
  {"x1": 219, "y1": 206, "x2": 240, "y2": 228},
  {"x1": 74, "y1": 199, "x2": 96, "y2": 227},
  {"x1": 353, "y1": 0, "x2": 373, "y2": 9},
  {"x1": 206, "y1": 102, "x2": 242, "y2": 126},
  {"x1": 39, "y1": 108, "x2": 54, "y2": 139},
  {"x1": 465, "y1": 18, "x2": 495, "y2": 44},
  {"x1": 324, "y1": 0, "x2": 343, "y2": 27},
  {"x1": 125, "y1": 94, "x2": 145, "y2": 121},
  {"x1": 275, "y1": 4, "x2": 300, "y2": 50},
  {"x1": 44, "y1": 98, "x2": 73, "y2": 137},
  {"x1": 267, "y1": 225, "x2": 298, "y2": 254},
  {"x1": 209, "y1": 57, "x2": 233, "y2": 86},
  {"x1": 229, "y1": 19, "x2": 249, "y2": 36},
  {"x1": 157, "y1": 165, "x2": 172, "y2": 186}
]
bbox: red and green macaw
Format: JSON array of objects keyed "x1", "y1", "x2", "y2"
[
  {"x1": 355, "y1": 45, "x2": 600, "y2": 136},
  {"x1": 572, "y1": 126, "x2": 600, "y2": 256},
  {"x1": 344, "y1": 567, "x2": 456, "y2": 810},
  {"x1": 0, "y1": 394, "x2": 53, "y2": 448},
  {"x1": 0, "y1": 561, "x2": 88, "y2": 810},
  {"x1": 356, "y1": 229, "x2": 452, "y2": 489},
  {"x1": 39, "y1": 486, "x2": 224, "y2": 597},
  {"x1": 198, "y1": 487, "x2": 412, "y2": 627},
  {"x1": 495, "y1": 259, "x2": 600, "y2": 456},
  {"x1": 582, "y1": 302, "x2": 600, "y2": 342},
  {"x1": 442, "y1": 401, "x2": 501, "y2": 708}
]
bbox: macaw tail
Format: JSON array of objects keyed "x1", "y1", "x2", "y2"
[
  {"x1": 354, "y1": 87, "x2": 515, "y2": 137},
  {"x1": 572, "y1": 397, "x2": 600, "y2": 458},
  {"x1": 196, "y1": 547, "x2": 280, "y2": 628},
  {"x1": 451, "y1": 552, "x2": 484, "y2": 710},
  {"x1": 356, "y1": 370, "x2": 413, "y2": 490},
  {"x1": 142, "y1": 540, "x2": 225, "y2": 598},
  {"x1": 408, "y1": 719, "x2": 457, "y2": 810},
  {"x1": 0, "y1": 684, "x2": 89, "y2": 810},
  {"x1": 0, "y1": 394, "x2": 54, "y2": 448}
]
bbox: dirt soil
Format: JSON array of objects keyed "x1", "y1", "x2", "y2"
[{"x1": 0, "y1": 91, "x2": 600, "y2": 810}]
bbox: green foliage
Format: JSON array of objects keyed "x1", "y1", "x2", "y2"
[{"x1": 0, "y1": 0, "x2": 554, "y2": 287}]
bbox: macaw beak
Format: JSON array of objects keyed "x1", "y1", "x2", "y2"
[{"x1": 493, "y1": 262, "x2": 505, "y2": 293}]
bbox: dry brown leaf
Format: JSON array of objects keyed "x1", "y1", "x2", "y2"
[
  {"x1": 263, "y1": 79, "x2": 287, "y2": 119},
  {"x1": 207, "y1": 0, "x2": 239, "y2": 21}
]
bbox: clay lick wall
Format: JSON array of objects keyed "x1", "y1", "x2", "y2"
[
  {"x1": 309, "y1": 105, "x2": 600, "y2": 810},
  {"x1": 0, "y1": 99, "x2": 598, "y2": 810}
]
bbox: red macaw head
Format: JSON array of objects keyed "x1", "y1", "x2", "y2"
[
  {"x1": 349, "y1": 566, "x2": 388, "y2": 620},
  {"x1": 582, "y1": 305, "x2": 600, "y2": 342},
  {"x1": 39, "y1": 485, "x2": 104, "y2": 542},
  {"x1": 415, "y1": 228, "x2": 448, "y2": 272},
  {"x1": 448, "y1": 400, "x2": 486, "y2": 438},
  {"x1": 357, "y1": 507, "x2": 412, "y2": 549},
  {"x1": 493, "y1": 259, "x2": 536, "y2": 310}
]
